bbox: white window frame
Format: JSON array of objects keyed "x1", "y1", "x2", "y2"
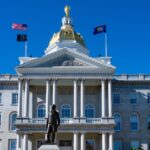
[
  {"x1": 130, "y1": 113, "x2": 139, "y2": 131},
  {"x1": 11, "y1": 93, "x2": 18, "y2": 106},
  {"x1": 86, "y1": 139, "x2": 95, "y2": 150},
  {"x1": 8, "y1": 139, "x2": 16, "y2": 150},
  {"x1": 37, "y1": 103, "x2": 46, "y2": 118},
  {"x1": 114, "y1": 113, "x2": 121, "y2": 131},
  {"x1": 9, "y1": 112, "x2": 17, "y2": 131},
  {"x1": 85, "y1": 104, "x2": 95, "y2": 118},
  {"x1": 61, "y1": 104, "x2": 71, "y2": 118}
]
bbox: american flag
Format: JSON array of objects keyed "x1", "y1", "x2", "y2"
[{"x1": 12, "y1": 23, "x2": 27, "y2": 30}]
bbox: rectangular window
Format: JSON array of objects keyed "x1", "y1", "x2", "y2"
[
  {"x1": 114, "y1": 140, "x2": 122, "y2": 150},
  {"x1": 86, "y1": 139, "x2": 95, "y2": 150},
  {"x1": 59, "y1": 140, "x2": 72, "y2": 146},
  {"x1": 131, "y1": 140, "x2": 139, "y2": 149},
  {"x1": 113, "y1": 94, "x2": 120, "y2": 104},
  {"x1": 148, "y1": 93, "x2": 150, "y2": 104},
  {"x1": 0, "y1": 93, "x2": 2, "y2": 104},
  {"x1": 12, "y1": 93, "x2": 18, "y2": 105},
  {"x1": 9, "y1": 139, "x2": 16, "y2": 150},
  {"x1": 130, "y1": 94, "x2": 137, "y2": 104}
]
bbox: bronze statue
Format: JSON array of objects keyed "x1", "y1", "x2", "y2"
[{"x1": 46, "y1": 104, "x2": 60, "y2": 144}]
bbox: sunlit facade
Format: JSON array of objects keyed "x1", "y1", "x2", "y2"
[{"x1": 0, "y1": 6, "x2": 150, "y2": 150}]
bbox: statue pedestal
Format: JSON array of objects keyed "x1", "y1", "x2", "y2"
[{"x1": 38, "y1": 144, "x2": 60, "y2": 150}]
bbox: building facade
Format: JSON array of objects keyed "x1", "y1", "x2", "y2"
[{"x1": 0, "y1": 6, "x2": 150, "y2": 150}]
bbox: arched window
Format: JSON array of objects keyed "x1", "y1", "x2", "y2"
[
  {"x1": 114, "y1": 113, "x2": 121, "y2": 131},
  {"x1": 61, "y1": 104, "x2": 71, "y2": 118},
  {"x1": 148, "y1": 114, "x2": 150, "y2": 130},
  {"x1": 85, "y1": 104, "x2": 95, "y2": 118},
  {"x1": 130, "y1": 113, "x2": 138, "y2": 131},
  {"x1": 9, "y1": 112, "x2": 17, "y2": 131},
  {"x1": 37, "y1": 104, "x2": 46, "y2": 118}
]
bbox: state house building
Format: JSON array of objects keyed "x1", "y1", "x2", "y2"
[{"x1": 0, "y1": 6, "x2": 150, "y2": 150}]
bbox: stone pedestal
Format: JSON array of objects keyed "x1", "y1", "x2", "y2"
[{"x1": 38, "y1": 144, "x2": 60, "y2": 150}]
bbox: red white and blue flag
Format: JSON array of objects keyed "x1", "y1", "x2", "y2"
[{"x1": 12, "y1": 23, "x2": 27, "y2": 30}]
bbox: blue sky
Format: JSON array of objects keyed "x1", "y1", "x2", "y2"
[{"x1": 0, "y1": 0, "x2": 150, "y2": 74}]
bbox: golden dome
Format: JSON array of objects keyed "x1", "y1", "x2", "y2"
[
  {"x1": 49, "y1": 6, "x2": 86, "y2": 47},
  {"x1": 49, "y1": 26, "x2": 86, "y2": 47}
]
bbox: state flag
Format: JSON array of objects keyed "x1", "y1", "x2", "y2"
[
  {"x1": 12, "y1": 23, "x2": 27, "y2": 30},
  {"x1": 93, "y1": 25, "x2": 106, "y2": 35},
  {"x1": 17, "y1": 34, "x2": 27, "y2": 42}
]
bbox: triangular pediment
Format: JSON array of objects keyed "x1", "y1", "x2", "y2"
[
  {"x1": 28, "y1": 54, "x2": 88, "y2": 67},
  {"x1": 16, "y1": 48, "x2": 116, "y2": 75}
]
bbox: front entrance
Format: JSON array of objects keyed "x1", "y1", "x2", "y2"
[{"x1": 86, "y1": 139, "x2": 95, "y2": 150}]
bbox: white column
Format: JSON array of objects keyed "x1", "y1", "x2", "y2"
[
  {"x1": 23, "y1": 134, "x2": 28, "y2": 150},
  {"x1": 101, "y1": 80, "x2": 106, "y2": 118},
  {"x1": 80, "y1": 80, "x2": 85, "y2": 117},
  {"x1": 74, "y1": 80, "x2": 78, "y2": 118},
  {"x1": 80, "y1": 132, "x2": 85, "y2": 150},
  {"x1": 17, "y1": 79, "x2": 22, "y2": 117},
  {"x1": 24, "y1": 79, "x2": 29, "y2": 117},
  {"x1": 109, "y1": 133, "x2": 113, "y2": 150},
  {"x1": 46, "y1": 80, "x2": 50, "y2": 118},
  {"x1": 16, "y1": 134, "x2": 21, "y2": 150},
  {"x1": 102, "y1": 133, "x2": 106, "y2": 150},
  {"x1": 108, "y1": 80, "x2": 112, "y2": 117},
  {"x1": 73, "y1": 132, "x2": 79, "y2": 150},
  {"x1": 52, "y1": 79, "x2": 57, "y2": 105}
]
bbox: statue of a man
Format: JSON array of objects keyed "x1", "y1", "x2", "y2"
[{"x1": 46, "y1": 104, "x2": 60, "y2": 144}]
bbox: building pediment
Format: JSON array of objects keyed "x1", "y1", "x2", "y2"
[{"x1": 16, "y1": 48, "x2": 116, "y2": 76}]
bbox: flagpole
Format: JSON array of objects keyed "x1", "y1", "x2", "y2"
[
  {"x1": 25, "y1": 41, "x2": 27, "y2": 57},
  {"x1": 105, "y1": 33, "x2": 108, "y2": 57}
]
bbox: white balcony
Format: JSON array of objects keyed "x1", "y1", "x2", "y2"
[
  {"x1": 15, "y1": 117, "x2": 115, "y2": 133},
  {"x1": 16, "y1": 117, "x2": 114, "y2": 125}
]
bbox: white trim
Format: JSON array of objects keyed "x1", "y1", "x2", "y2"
[
  {"x1": 8, "y1": 139, "x2": 17, "y2": 150},
  {"x1": 9, "y1": 111, "x2": 17, "y2": 131}
]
